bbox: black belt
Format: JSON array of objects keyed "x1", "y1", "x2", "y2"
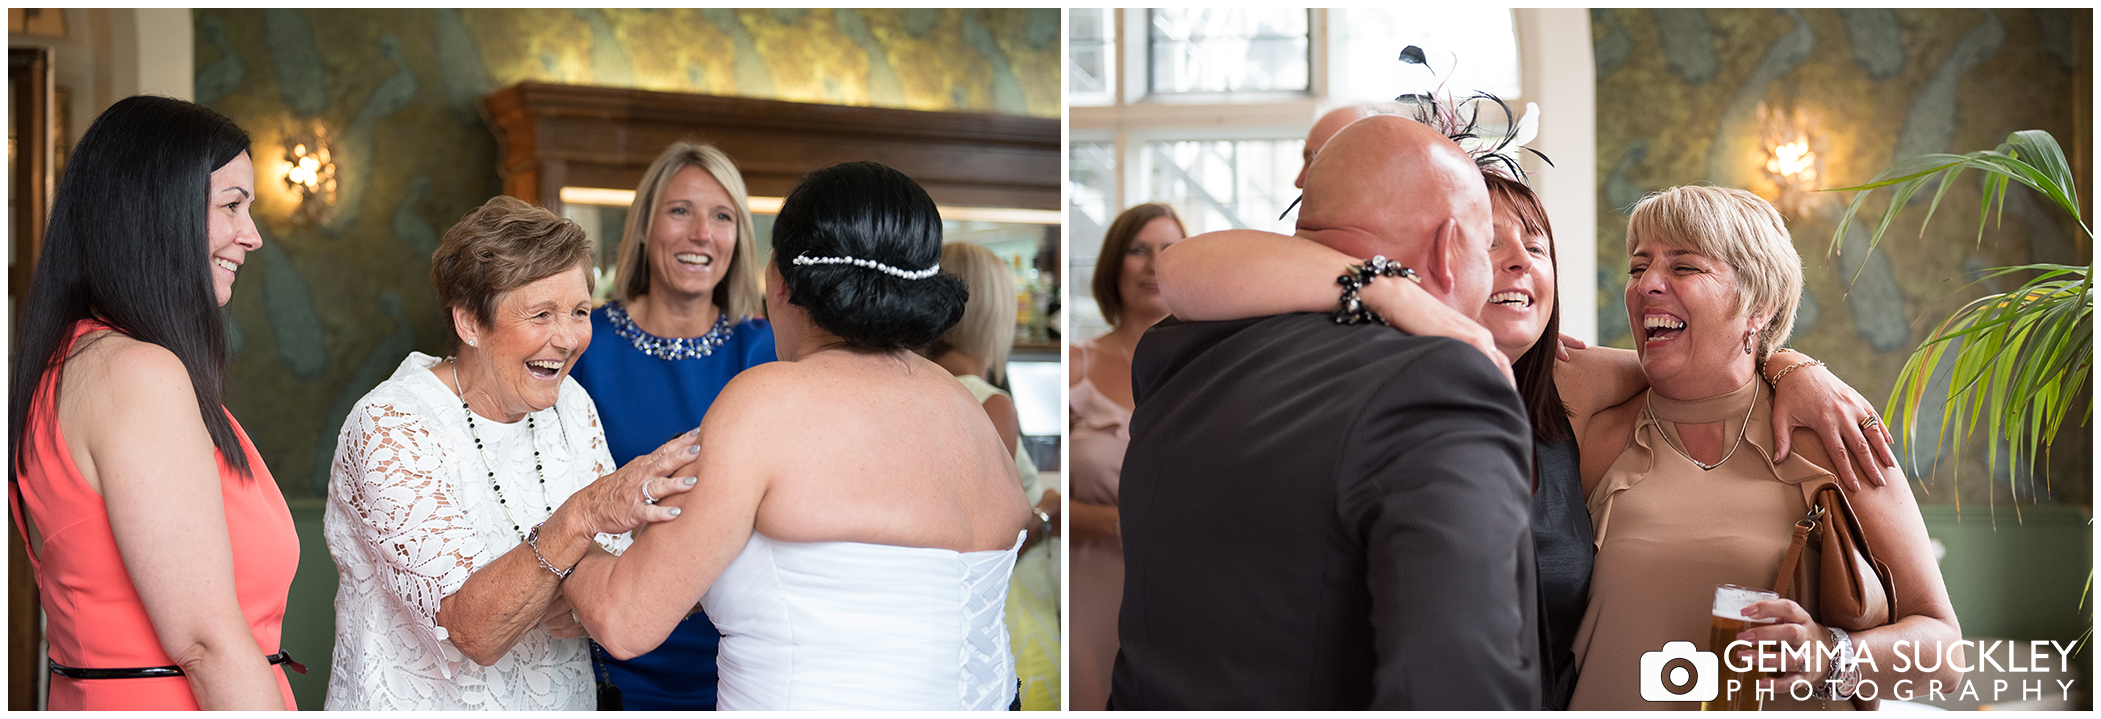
[{"x1": 49, "y1": 650, "x2": 306, "y2": 679}]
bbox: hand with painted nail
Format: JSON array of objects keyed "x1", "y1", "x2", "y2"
[{"x1": 563, "y1": 428, "x2": 704, "y2": 537}]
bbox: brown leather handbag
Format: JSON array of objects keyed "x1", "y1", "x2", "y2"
[{"x1": 1774, "y1": 481, "x2": 1898, "y2": 710}]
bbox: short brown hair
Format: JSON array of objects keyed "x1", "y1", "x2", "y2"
[
  {"x1": 431, "y1": 195, "x2": 592, "y2": 349},
  {"x1": 1091, "y1": 202, "x2": 1186, "y2": 327},
  {"x1": 1626, "y1": 185, "x2": 1802, "y2": 361},
  {"x1": 612, "y1": 141, "x2": 764, "y2": 322}
]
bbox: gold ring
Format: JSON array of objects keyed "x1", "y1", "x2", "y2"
[{"x1": 1858, "y1": 416, "x2": 1882, "y2": 431}]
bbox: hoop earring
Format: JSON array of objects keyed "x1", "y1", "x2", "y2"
[{"x1": 1743, "y1": 333, "x2": 1755, "y2": 355}]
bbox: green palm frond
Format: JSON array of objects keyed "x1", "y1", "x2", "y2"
[{"x1": 1825, "y1": 130, "x2": 2093, "y2": 510}]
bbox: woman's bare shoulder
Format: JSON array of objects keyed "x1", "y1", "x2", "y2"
[
  {"x1": 1068, "y1": 340, "x2": 1095, "y2": 385},
  {"x1": 711, "y1": 361, "x2": 811, "y2": 415},
  {"x1": 67, "y1": 332, "x2": 191, "y2": 400}
]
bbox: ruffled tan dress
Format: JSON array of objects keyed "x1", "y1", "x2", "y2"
[{"x1": 1569, "y1": 379, "x2": 1839, "y2": 711}]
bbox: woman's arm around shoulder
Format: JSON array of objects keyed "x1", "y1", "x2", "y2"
[
  {"x1": 1556, "y1": 345, "x2": 1645, "y2": 438},
  {"x1": 567, "y1": 364, "x2": 790, "y2": 659},
  {"x1": 1158, "y1": 229, "x2": 1506, "y2": 368},
  {"x1": 78, "y1": 339, "x2": 284, "y2": 710},
  {"x1": 1765, "y1": 350, "x2": 1900, "y2": 492},
  {"x1": 1156, "y1": 229, "x2": 1355, "y2": 321}
]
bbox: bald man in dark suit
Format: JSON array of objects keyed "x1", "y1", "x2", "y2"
[{"x1": 1109, "y1": 115, "x2": 1539, "y2": 710}]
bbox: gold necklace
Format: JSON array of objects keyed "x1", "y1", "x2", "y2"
[{"x1": 1644, "y1": 381, "x2": 1758, "y2": 472}]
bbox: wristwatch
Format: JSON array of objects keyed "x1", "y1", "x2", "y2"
[{"x1": 1818, "y1": 627, "x2": 1860, "y2": 700}]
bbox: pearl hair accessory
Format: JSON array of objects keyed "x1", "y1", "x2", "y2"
[{"x1": 791, "y1": 252, "x2": 941, "y2": 280}]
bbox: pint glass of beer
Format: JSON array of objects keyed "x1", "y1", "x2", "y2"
[{"x1": 1703, "y1": 584, "x2": 1779, "y2": 711}]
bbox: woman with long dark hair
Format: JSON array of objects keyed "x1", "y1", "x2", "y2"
[{"x1": 8, "y1": 96, "x2": 298, "y2": 710}]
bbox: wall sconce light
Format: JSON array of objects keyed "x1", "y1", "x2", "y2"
[
  {"x1": 281, "y1": 120, "x2": 338, "y2": 224},
  {"x1": 1757, "y1": 103, "x2": 1822, "y2": 218}
]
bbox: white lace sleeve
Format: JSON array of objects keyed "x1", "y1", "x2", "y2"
[
  {"x1": 567, "y1": 382, "x2": 631, "y2": 556},
  {"x1": 333, "y1": 398, "x2": 481, "y2": 675}
]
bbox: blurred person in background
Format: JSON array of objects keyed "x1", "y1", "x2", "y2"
[
  {"x1": 922, "y1": 240, "x2": 1062, "y2": 710},
  {"x1": 1069, "y1": 202, "x2": 1185, "y2": 711}
]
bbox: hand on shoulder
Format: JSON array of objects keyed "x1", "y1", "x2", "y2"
[{"x1": 1783, "y1": 426, "x2": 1911, "y2": 509}]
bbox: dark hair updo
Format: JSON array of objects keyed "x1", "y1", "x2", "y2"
[{"x1": 771, "y1": 161, "x2": 968, "y2": 351}]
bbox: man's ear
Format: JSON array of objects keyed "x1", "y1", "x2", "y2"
[{"x1": 1422, "y1": 218, "x2": 1457, "y2": 293}]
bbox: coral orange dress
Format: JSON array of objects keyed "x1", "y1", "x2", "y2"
[{"x1": 11, "y1": 320, "x2": 299, "y2": 710}]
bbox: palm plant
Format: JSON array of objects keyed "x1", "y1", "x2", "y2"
[{"x1": 1827, "y1": 129, "x2": 2091, "y2": 512}]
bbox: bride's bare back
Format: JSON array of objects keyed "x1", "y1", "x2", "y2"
[{"x1": 725, "y1": 349, "x2": 1028, "y2": 552}]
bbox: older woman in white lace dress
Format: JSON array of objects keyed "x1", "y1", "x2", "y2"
[{"x1": 322, "y1": 196, "x2": 701, "y2": 710}]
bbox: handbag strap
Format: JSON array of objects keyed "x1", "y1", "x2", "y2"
[{"x1": 1772, "y1": 503, "x2": 1818, "y2": 599}]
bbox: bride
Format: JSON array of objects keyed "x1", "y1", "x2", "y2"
[{"x1": 562, "y1": 161, "x2": 1032, "y2": 710}]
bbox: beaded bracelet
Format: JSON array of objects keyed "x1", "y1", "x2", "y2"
[
  {"x1": 1333, "y1": 255, "x2": 1420, "y2": 326},
  {"x1": 526, "y1": 522, "x2": 573, "y2": 580},
  {"x1": 1766, "y1": 358, "x2": 1824, "y2": 387}
]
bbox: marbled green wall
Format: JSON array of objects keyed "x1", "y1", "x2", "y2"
[
  {"x1": 1592, "y1": 9, "x2": 2090, "y2": 506},
  {"x1": 192, "y1": 9, "x2": 1061, "y2": 498}
]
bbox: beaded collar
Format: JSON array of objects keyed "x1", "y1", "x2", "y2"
[{"x1": 606, "y1": 300, "x2": 735, "y2": 360}]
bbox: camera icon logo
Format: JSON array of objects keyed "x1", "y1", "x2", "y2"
[{"x1": 1640, "y1": 641, "x2": 1718, "y2": 702}]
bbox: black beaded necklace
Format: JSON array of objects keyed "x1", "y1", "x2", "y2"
[{"x1": 454, "y1": 360, "x2": 551, "y2": 540}]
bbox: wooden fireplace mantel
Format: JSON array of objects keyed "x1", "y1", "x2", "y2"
[{"x1": 483, "y1": 82, "x2": 1061, "y2": 215}]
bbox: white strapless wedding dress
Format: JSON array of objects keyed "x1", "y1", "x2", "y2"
[{"x1": 700, "y1": 530, "x2": 1025, "y2": 710}]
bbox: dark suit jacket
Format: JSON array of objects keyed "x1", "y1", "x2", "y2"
[{"x1": 1108, "y1": 313, "x2": 1540, "y2": 710}]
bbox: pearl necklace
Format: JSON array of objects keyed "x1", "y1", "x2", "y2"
[
  {"x1": 454, "y1": 360, "x2": 551, "y2": 540},
  {"x1": 1644, "y1": 380, "x2": 1759, "y2": 472}
]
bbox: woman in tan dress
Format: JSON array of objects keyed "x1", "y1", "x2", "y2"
[{"x1": 1568, "y1": 186, "x2": 1963, "y2": 709}]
